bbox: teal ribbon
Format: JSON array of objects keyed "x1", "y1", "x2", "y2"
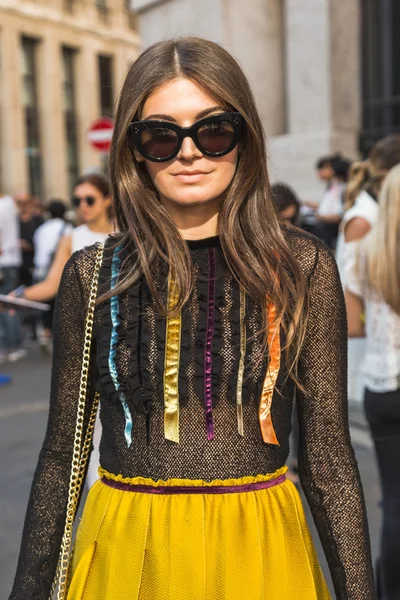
[{"x1": 109, "y1": 245, "x2": 133, "y2": 447}]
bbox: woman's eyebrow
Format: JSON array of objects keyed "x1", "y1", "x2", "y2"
[{"x1": 143, "y1": 106, "x2": 225, "y2": 122}]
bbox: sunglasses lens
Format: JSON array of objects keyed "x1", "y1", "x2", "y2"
[
  {"x1": 86, "y1": 196, "x2": 96, "y2": 206},
  {"x1": 197, "y1": 119, "x2": 236, "y2": 154},
  {"x1": 141, "y1": 127, "x2": 178, "y2": 160},
  {"x1": 72, "y1": 196, "x2": 80, "y2": 207}
]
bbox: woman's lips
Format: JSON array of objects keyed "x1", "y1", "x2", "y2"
[{"x1": 173, "y1": 172, "x2": 209, "y2": 184}]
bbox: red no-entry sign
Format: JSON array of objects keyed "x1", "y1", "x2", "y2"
[{"x1": 87, "y1": 117, "x2": 114, "y2": 152}]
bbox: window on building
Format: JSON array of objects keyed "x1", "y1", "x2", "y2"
[
  {"x1": 21, "y1": 37, "x2": 43, "y2": 198},
  {"x1": 360, "y1": 0, "x2": 400, "y2": 155},
  {"x1": 96, "y1": 0, "x2": 109, "y2": 23},
  {"x1": 98, "y1": 54, "x2": 114, "y2": 117},
  {"x1": 62, "y1": 47, "x2": 79, "y2": 194}
]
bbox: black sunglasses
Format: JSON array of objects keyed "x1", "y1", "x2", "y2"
[
  {"x1": 72, "y1": 195, "x2": 97, "y2": 207},
  {"x1": 128, "y1": 112, "x2": 244, "y2": 162}
]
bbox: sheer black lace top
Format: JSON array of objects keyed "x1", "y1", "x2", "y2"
[{"x1": 10, "y1": 230, "x2": 375, "y2": 600}]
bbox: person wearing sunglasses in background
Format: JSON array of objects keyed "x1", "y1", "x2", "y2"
[
  {"x1": 11, "y1": 173, "x2": 113, "y2": 305},
  {"x1": 10, "y1": 38, "x2": 375, "y2": 600}
]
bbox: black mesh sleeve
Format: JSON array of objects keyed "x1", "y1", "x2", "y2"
[
  {"x1": 9, "y1": 248, "x2": 97, "y2": 599},
  {"x1": 296, "y1": 240, "x2": 376, "y2": 600}
]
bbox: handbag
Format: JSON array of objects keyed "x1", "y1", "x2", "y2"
[{"x1": 49, "y1": 243, "x2": 104, "y2": 600}]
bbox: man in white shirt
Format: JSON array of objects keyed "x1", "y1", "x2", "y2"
[
  {"x1": 33, "y1": 200, "x2": 71, "y2": 281},
  {"x1": 0, "y1": 194, "x2": 24, "y2": 362},
  {"x1": 32, "y1": 200, "x2": 71, "y2": 347}
]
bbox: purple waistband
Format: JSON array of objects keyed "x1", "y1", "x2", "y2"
[{"x1": 101, "y1": 473, "x2": 286, "y2": 495}]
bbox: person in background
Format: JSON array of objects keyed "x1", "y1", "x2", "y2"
[
  {"x1": 271, "y1": 182, "x2": 301, "y2": 226},
  {"x1": 15, "y1": 193, "x2": 44, "y2": 287},
  {"x1": 345, "y1": 164, "x2": 400, "y2": 600},
  {"x1": 12, "y1": 174, "x2": 114, "y2": 489},
  {"x1": 336, "y1": 135, "x2": 400, "y2": 285},
  {"x1": 32, "y1": 200, "x2": 72, "y2": 348},
  {"x1": 17, "y1": 173, "x2": 113, "y2": 304},
  {"x1": 0, "y1": 194, "x2": 24, "y2": 363},
  {"x1": 313, "y1": 153, "x2": 348, "y2": 250}
]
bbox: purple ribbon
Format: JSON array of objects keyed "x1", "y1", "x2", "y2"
[
  {"x1": 204, "y1": 247, "x2": 216, "y2": 440},
  {"x1": 102, "y1": 474, "x2": 286, "y2": 495}
]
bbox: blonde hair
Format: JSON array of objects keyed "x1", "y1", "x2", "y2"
[
  {"x1": 361, "y1": 164, "x2": 400, "y2": 315},
  {"x1": 345, "y1": 135, "x2": 400, "y2": 210}
]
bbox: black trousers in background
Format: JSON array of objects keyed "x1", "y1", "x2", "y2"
[{"x1": 364, "y1": 388, "x2": 400, "y2": 600}]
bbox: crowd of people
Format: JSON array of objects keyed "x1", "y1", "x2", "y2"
[
  {"x1": 273, "y1": 133, "x2": 400, "y2": 599},
  {"x1": 0, "y1": 172, "x2": 113, "y2": 361}
]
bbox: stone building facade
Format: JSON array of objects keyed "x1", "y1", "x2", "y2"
[
  {"x1": 0, "y1": 0, "x2": 140, "y2": 201},
  {"x1": 131, "y1": 0, "x2": 361, "y2": 201}
]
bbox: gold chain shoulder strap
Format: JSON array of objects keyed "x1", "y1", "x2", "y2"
[{"x1": 49, "y1": 243, "x2": 104, "y2": 600}]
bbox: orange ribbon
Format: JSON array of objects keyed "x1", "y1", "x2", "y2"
[{"x1": 258, "y1": 302, "x2": 280, "y2": 445}]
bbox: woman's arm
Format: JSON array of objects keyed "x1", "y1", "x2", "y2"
[
  {"x1": 9, "y1": 247, "x2": 98, "y2": 599},
  {"x1": 345, "y1": 290, "x2": 365, "y2": 337},
  {"x1": 23, "y1": 235, "x2": 72, "y2": 302},
  {"x1": 344, "y1": 216, "x2": 371, "y2": 242},
  {"x1": 296, "y1": 242, "x2": 375, "y2": 600}
]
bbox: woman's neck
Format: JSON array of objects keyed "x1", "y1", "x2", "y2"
[
  {"x1": 178, "y1": 212, "x2": 219, "y2": 240},
  {"x1": 87, "y1": 216, "x2": 113, "y2": 234},
  {"x1": 161, "y1": 196, "x2": 220, "y2": 240}
]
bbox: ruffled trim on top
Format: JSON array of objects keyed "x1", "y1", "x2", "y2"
[
  {"x1": 98, "y1": 465, "x2": 288, "y2": 488},
  {"x1": 96, "y1": 245, "x2": 123, "y2": 407}
]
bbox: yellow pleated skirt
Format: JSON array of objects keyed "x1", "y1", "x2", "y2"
[{"x1": 67, "y1": 466, "x2": 331, "y2": 600}]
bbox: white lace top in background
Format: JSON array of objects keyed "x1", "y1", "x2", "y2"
[{"x1": 346, "y1": 242, "x2": 400, "y2": 392}]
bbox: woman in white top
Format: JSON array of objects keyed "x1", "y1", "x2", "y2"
[
  {"x1": 20, "y1": 173, "x2": 113, "y2": 303},
  {"x1": 345, "y1": 164, "x2": 400, "y2": 600},
  {"x1": 337, "y1": 135, "x2": 400, "y2": 284},
  {"x1": 336, "y1": 136, "x2": 400, "y2": 407}
]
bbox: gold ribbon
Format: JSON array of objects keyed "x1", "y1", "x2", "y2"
[
  {"x1": 259, "y1": 301, "x2": 280, "y2": 445},
  {"x1": 236, "y1": 287, "x2": 246, "y2": 436},
  {"x1": 163, "y1": 276, "x2": 181, "y2": 443}
]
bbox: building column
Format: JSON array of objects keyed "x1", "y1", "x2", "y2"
[
  {"x1": 0, "y1": 25, "x2": 28, "y2": 196},
  {"x1": 37, "y1": 31, "x2": 68, "y2": 200}
]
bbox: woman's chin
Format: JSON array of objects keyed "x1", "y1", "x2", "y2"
[{"x1": 164, "y1": 192, "x2": 219, "y2": 208}]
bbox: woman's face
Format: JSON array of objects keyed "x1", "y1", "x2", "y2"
[
  {"x1": 73, "y1": 182, "x2": 111, "y2": 226},
  {"x1": 136, "y1": 78, "x2": 239, "y2": 210}
]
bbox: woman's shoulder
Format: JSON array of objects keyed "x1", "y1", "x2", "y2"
[
  {"x1": 345, "y1": 190, "x2": 378, "y2": 224},
  {"x1": 283, "y1": 227, "x2": 337, "y2": 281},
  {"x1": 63, "y1": 241, "x2": 106, "y2": 282}
]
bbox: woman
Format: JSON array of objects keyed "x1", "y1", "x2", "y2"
[
  {"x1": 15, "y1": 173, "x2": 113, "y2": 303},
  {"x1": 336, "y1": 136, "x2": 400, "y2": 413},
  {"x1": 306, "y1": 153, "x2": 347, "y2": 250},
  {"x1": 346, "y1": 164, "x2": 400, "y2": 600},
  {"x1": 336, "y1": 135, "x2": 400, "y2": 285},
  {"x1": 10, "y1": 38, "x2": 375, "y2": 600}
]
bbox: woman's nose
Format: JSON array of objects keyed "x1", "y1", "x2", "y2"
[{"x1": 177, "y1": 135, "x2": 203, "y2": 161}]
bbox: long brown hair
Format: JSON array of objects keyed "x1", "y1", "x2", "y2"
[
  {"x1": 346, "y1": 135, "x2": 400, "y2": 209},
  {"x1": 108, "y1": 37, "x2": 308, "y2": 382}
]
